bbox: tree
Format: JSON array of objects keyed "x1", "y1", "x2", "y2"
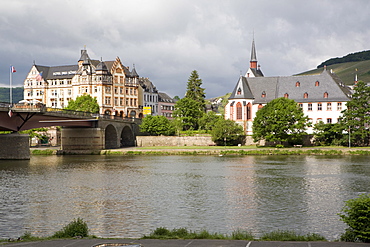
[
  {"x1": 185, "y1": 70, "x2": 206, "y2": 112},
  {"x1": 252, "y1": 97, "x2": 309, "y2": 145},
  {"x1": 139, "y1": 115, "x2": 175, "y2": 136},
  {"x1": 65, "y1": 94, "x2": 99, "y2": 113},
  {"x1": 339, "y1": 194, "x2": 370, "y2": 242},
  {"x1": 173, "y1": 97, "x2": 203, "y2": 130},
  {"x1": 340, "y1": 81, "x2": 370, "y2": 146},
  {"x1": 198, "y1": 111, "x2": 223, "y2": 132},
  {"x1": 211, "y1": 119, "x2": 245, "y2": 146},
  {"x1": 313, "y1": 122, "x2": 345, "y2": 146}
]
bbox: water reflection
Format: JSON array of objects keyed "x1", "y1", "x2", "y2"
[{"x1": 0, "y1": 155, "x2": 369, "y2": 240}]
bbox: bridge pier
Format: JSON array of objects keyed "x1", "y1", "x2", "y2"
[
  {"x1": 0, "y1": 133, "x2": 30, "y2": 159},
  {"x1": 61, "y1": 127, "x2": 105, "y2": 150}
]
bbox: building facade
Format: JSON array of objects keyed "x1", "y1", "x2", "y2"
[
  {"x1": 225, "y1": 40, "x2": 352, "y2": 134},
  {"x1": 158, "y1": 92, "x2": 175, "y2": 119},
  {"x1": 23, "y1": 49, "x2": 151, "y2": 118}
]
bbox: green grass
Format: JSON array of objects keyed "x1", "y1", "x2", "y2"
[
  {"x1": 31, "y1": 149, "x2": 55, "y2": 155},
  {"x1": 143, "y1": 227, "x2": 324, "y2": 241}
]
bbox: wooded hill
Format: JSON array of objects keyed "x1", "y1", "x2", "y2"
[
  {"x1": 0, "y1": 87, "x2": 24, "y2": 103},
  {"x1": 297, "y1": 50, "x2": 370, "y2": 85}
]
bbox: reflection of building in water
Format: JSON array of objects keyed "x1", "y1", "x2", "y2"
[{"x1": 223, "y1": 156, "x2": 259, "y2": 234}]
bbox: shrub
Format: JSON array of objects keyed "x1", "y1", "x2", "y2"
[
  {"x1": 339, "y1": 194, "x2": 370, "y2": 242},
  {"x1": 52, "y1": 218, "x2": 89, "y2": 238}
]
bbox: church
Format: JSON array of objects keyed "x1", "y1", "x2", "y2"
[{"x1": 224, "y1": 39, "x2": 352, "y2": 135}]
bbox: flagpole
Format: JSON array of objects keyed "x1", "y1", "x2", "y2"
[{"x1": 9, "y1": 65, "x2": 12, "y2": 105}]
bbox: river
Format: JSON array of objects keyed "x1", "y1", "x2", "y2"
[{"x1": 1, "y1": 155, "x2": 369, "y2": 240}]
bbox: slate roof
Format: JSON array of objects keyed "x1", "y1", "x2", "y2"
[
  {"x1": 241, "y1": 69, "x2": 351, "y2": 104},
  {"x1": 229, "y1": 76, "x2": 254, "y2": 99},
  {"x1": 158, "y1": 92, "x2": 175, "y2": 103},
  {"x1": 35, "y1": 64, "x2": 78, "y2": 80}
]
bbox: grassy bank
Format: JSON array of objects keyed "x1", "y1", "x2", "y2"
[{"x1": 31, "y1": 146, "x2": 370, "y2": 156}]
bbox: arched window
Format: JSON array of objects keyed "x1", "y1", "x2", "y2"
[
  {"x1": 284, "y1": 93, "x2": 289, "y2": 98},
  {"x1": 237, "y1": 88, "x2": 242, "y2": 95},
  {"x1": 296, "y1": 81, "x2": 300, "y2": 87},
  {"x1": 247, "y1": 102, "x2": 252, "y2": 120},
  {"x1": 315, "y1": 81, "x2": 320, "y2": 86},
  {"x1": 236, "y1": 102, "x2": 242, "y2": 120},
  {"x1": 304, "y1": 92, "x2": 308, "y2": 99},
  {"x1": 261, "y1": 91, "x2": 266, "y2": 98},
  {"x1": 323, "y1": 92, "x2": 328, "y2": 98},
  {"x1": 258, "y1": 104, "x2": 263, "y2": 110}
]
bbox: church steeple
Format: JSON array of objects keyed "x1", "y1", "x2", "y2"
[{"x1": 250, "y1": 38, "x2": 258, "y2": 69}]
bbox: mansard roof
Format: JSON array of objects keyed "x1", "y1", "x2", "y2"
[
  {"x1": 245, "y1": 69, "x2": 351, "y2": 104},
  {"x1": 158, "y1": 92, "x2": 175, "y2": 103},
  {"x1": 35, "y1": 64, "x2": 78, "y2": 80},
  {"x1": 229, "y1": 76, "x2": 254, "y2": 100}
]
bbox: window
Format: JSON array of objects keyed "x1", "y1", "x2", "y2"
[
  {"x1": 261, "y1": 91, "x2": 266, "y2": 98},
  {"x1": 308, "y1": 103, "x2": 312, "y2": 111},
  {"x1": 237, "y1": 88, "x2": 241, "y2": 95},
  {"x1": 324, "y1": 92, "x2": 328, "y2": 98},
  {"x1": 284, "y1": 93, "x2": 289, "y2": 98},
  {"x1": 317, "y1": 118, "x2": 322, "y2": 123},
  {"x1": 304, "y1": 92, "x2": 308, "y2": 98},
  {"x1": 327, "y1": 103, "x2": 332, "y2": 111},
  {"x1": 298, "y1": 103, "x2": 303, "y2": 109},
  {"x1": 315, "y1": 81, "x2": 320, "y2": 86},
  {"x1": 247, "y1": 103, "x2": 252, "y2": 120},
  {"x1": 337, "y1": 102, "x2": 342, "y2": 111},
  {"x1": 327, "y1": 118, "x2": 332, "y2": 124},
  {"x1": 318, "y1": 103, "x2": 322, "y2": 111},
  {"x1": 236, "y1": 102, "x2": 242, "y2": 120},
  {"x1": 296, "y1": 81, "x2": 300, "y2": 87}
]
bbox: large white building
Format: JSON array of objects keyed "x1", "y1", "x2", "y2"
[
  {"x1": 23, "y1": 49, "x2": 170, "y2": 118},
  {"x1": 225, "y1": 39, "x2": 352, "y2": 134}
]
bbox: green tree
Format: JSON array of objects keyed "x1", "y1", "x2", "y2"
[
  {"x1": 139, "y1": 115, "x2": 175, "y2": 136},
  {"x1": 65, "y1": 94, "x2": 99, "y2": 113},
  {"x1": 211, "y1": 119, "x2": 245, "y2": 146},
  {"x1": 199, "y1": 111, "x2": 223, "y2": 132},
  {"x1": 252, "y1": 97, "x2": 309, "y2": 145},
  {"x1": 340, "y1": 81, "x2": 370, "y2": 146},
  {"x1": 173, "y1": 97, "x2": 203, "y2": 130},
  {"x1": 185, "y1": 70, "x2": 206, "y2": 112},
  {"x1": 313, "y1": 122, "x2": 345, "y2": 146},
  {"x1": 339, "y1": 194, "x2": 370, "y2": 242}
]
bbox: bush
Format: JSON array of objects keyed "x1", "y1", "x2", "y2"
[
  {"x1": 339, "y1": 194, "x2": 370, "y2": 242},
  {"x1": 52, "y1": 218, "x2": 89, "y2": 238}
]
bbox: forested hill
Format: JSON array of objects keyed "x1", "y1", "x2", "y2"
[
  {"x1": 317, "y1": 50, "x2": 370, "y2": 68},
  {"x1": 0, "y1": 87, "x2": 23, "y2": 103}
]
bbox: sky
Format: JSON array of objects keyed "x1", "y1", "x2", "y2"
[{"x1": 1, "y1": 0, "x2": 369, "y2": 99}]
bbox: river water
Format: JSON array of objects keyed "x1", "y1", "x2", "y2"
[{"x1": 1, "y1": 155, "x2": 369, "y2": 240}]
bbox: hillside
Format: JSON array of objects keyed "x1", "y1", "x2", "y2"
[
  {"x1": 296, "y1": 59, "x2": 370, "y2": 85},
  {"x1": 0, "y1": 87, "x2": 24, "y2": 103}
]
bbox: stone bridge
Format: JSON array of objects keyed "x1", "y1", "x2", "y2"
[{"x1": 0, "y1": 103, "x2": 141, "y2": 159}]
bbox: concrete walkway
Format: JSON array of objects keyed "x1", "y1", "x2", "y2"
[{"x1": 2, "y1": 239, "x2": 370, "y2": 247}]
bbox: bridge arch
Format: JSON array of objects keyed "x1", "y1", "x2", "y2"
[
  {"x1": 105, "y1": 124, "x2": 118, "y2": 149},
  {"x1": 121, "y1": 126, "x2": 135, "y2": 147}
]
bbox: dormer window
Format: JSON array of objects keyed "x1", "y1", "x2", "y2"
[
  {"x1": 296, "y1": 81, "x2": 300, "y2": 87},
  {"x1": 315, "y1": 81, "x2": 320, "y2": 86},
  {"x1": 237, "y1": 88, "x2": 242, "y2": 95},
  {"x1": 261, "y1": 91, "x2": 266, "y2": 98},
  {"x1": 284, "y1": 93, "x2": 289, "y2": 98},
  {"x1": 324, "y1": 92, "x2": 328, "y2": 98},
  {"x1": 304, "y1": 92, "x2": 308, "y2": 99}
]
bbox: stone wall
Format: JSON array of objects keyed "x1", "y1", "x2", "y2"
[
  {"x1": 136, "y1": 135, "x2": 256, "y2": 147},
  {"x1": 0, "y1": 133, "x2": 30, "y2": 159},
  {"x1": 61, "y1": 127, "x2": 105, "y2": 150}
]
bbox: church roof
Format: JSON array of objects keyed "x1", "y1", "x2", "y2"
[
  {"x1": 250, "y1": 39, "x2": 257, "y2": 62},
  {"x1": 229, "y1": 76, "x2": 254, "y2": 99},
  {"x1": 244, "y1": 69, "x2": 351, "y2": 104}
]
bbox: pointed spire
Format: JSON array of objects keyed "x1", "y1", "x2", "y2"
[{"x1": 250, "y1": 37, "x2": 258, "y2": 69}]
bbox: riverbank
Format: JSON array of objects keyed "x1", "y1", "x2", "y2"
[{"x1": 30, "y1": 146, "x2": 370, "y2": 156}]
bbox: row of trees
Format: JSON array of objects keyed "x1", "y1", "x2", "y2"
[{"x1": 140, "y1": 70, "x2": 245, "y2": 145}]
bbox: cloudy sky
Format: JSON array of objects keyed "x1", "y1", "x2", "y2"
[{"x1": 1, "y1": 0, "x2": 369, "y2": 99}]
